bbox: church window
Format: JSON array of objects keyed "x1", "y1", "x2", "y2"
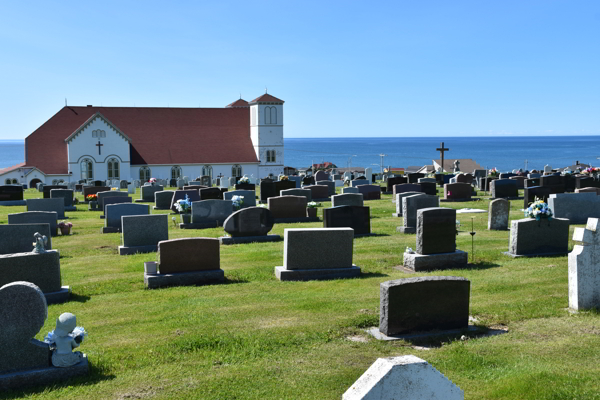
[
  {"x1": 264, "y1": 107, "x2": 277, "y2": 124},
  {"x1": 12, "y1": 179, "x2": 17, "y2": 184},
  {"x1": 232, "y1": 164, "x2": 242, "y2": 178},
  {"x1": 266, "y1": 150, "x2": 276, "y2": 163},
  {"x1": 251, "y1": 109, "x2": 256, "y2": 126},
  {"x1": 5, "y1": 179, "x2": 10, "y2": 184},
  {"x1": 139, "y1": 167, "x2": 151, "y2": 182},
  {"x1": 202, "y1": 165, "x2": 213, "y2": 179},
  {"x1": 92, "y1": 129, "x2": 106, "y2": 138},
  {"x1": 171, "y1": 166, "x2": 182, "y2": 180},
  {"x1": 107, "y1": 158, "x2": 120, "y2": 180},
  {"x1": 80, "y1": 158, "x2": 93, "y2": 180}
]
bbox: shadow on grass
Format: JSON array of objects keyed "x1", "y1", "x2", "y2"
[
  {"x1": 0, "y1": 362, "x2": 116, "y2": 399},
  {"x1": 68, "y1": 292, "x2": 92, "y2": 303},
  {"x1": 460, "y1": 262, "x2": 503, "y2": 270},
  {"x1": 222, "y1": 276, "x2": 250, "y2": 285},
  {"x1": 355, "y1": 233, "x2": 390, "y2": 239},
  {"x1": 376, "y1": 325, "x2": 508, "y2": 348},
  {"x1": 355, "y1": 271, "x2": 388, "y2": 279}
]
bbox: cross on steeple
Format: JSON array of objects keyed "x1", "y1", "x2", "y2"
[
  {"x1": 436, "y1": 142, "x2": 449, "y2": 172},
  {"x1": 96, "y1": 140, "x2": 104, "y2": 155}
]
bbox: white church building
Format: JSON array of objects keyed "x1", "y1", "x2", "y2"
[{"x1": 0, "y1": 93, "x2": 285, "y2": 188}]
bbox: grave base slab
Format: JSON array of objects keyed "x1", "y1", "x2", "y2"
[
  {"x1": 503, "y1": 251, "x2": 569, "y2": 258},
  {"x1": 0, "y1": 200, "x2": 26, "y2": 206},
  {"x1": 101, "y1": 227, "x2": 120, "y2": 234},
  {"x1": 440, "y1": 198, "x2": 478, "y2": 202},
  {"x1": 118, "y1": 244, "x2": 158, "y2": 255},
  {"x1": 219, "y1": 235, "x2": 281, "y2": 245},
  {"x1": 0, "y1": 355, "x2": 89, "y2": 391},
  {"x1": 392, "y1": 213, "x2": 402, "y2": 217},
  {"x1": 178, "y1": 221, "x2": 219, "y2": 230},
  {"x1": 275, "y1": 265, "x2": 361, "y2": 281},
  {"x1": 65, "y1": 206, "x2": 77, "y2": 212},
  {"x1": 403, "y1": 250, "x2": 468, "y2": 271},
  {"x1": 44, "y1": 286, "x2": 70, "y2": 305},
  {"x1": 144, "y1": 270, "x2": 224, "y2": 289},
  {"x1": 273, "y1": 217, "x2": 320, "y2": 223},
  {"x1": 152, "y1": 206, "x2": 171, "y2": 210},
  {"x1": 133, "y1": 199, "x2": 151, "y2": 203},
  {"x1": 396, "y1": 226, "x2": 416, "y2": 234},
  {"x1": 367, "y1": 326, "x2": 479, "y2": 341}
]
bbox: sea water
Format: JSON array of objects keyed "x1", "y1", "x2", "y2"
[{"x1": 2, "y1": 136, "x2": 599, "y2": 173}]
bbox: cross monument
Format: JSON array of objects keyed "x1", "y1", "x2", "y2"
[{"x1": 436, "y1": 142, "x2": 449, "y2": 173}]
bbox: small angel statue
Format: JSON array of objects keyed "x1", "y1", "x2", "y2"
[
  {"x1": 32, "y1": 232, "x2": 48, "y2": 254},
  {"x1": 44, "y1": 313, "x2": 87, "y2": 367}
]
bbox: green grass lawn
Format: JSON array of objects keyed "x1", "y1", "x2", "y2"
[{"x1": 1, "y1": 186, "x2": 599, "y2": 399}]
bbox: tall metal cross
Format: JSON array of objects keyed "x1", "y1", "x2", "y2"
[
  {"x1": 436, "y1": 142, "x2": 449, "y2": 172},
  {"x1": 96, "y1": 140, "x2": 104, "y2": 155}
]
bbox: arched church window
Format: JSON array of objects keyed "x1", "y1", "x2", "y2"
[
  {"x1": 270, "y1": 107, "x2": 277, "y2": 124},
  {"x1": 263, "y1": 107, "x2": 277, "y2": 124},
  {"x1": 202, "y1": 165, "x2": 213, "y2": 179},
  {"x1": 264, "y1": 107, "x2": 271, "y2": 125},
  {"x1": 171, "y1": 166, "x2": 182, "y2": 180},
  {"x1": 80, "y1": 158, "x2": 93, "y2": 180},
  {"x1": 139, "y1": 167, "x2": 151, "y2": 183},
  {"x1": 5, "y1": 179, "x2": 10, "y2": 184},
  {"x1": 12, "y1": 179, "x2": 18, "y2": 184},
  {"x1": 232, "y1": 165, "x2": 242, "y2": 178},
  {"x1": 107, "y1": 158, "x2": 120, "y2": 180}
]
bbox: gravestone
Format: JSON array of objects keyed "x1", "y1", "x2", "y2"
[
  {"x1": 96, "y1": 190, "x2": 129, "y2": 210},
  {"x1": 568, "y1": 218, "x2": 600, "y2": 310},
  {"x1": 418, "y1": 181, "x2": 437, "y2": 196},
  {"x1": 342, "y1": 187, "x2": 359, "y2": 194},
  {"x1": 199, "y1": 176, "x2": 211, "y2": 186},
  {"x1": 314, "y1": 171, "x2": 329, "y2": 182},
  {"x1": 183, "y1": 199, "x2": 233, "y2": 229},
  {"x1": 490, "y1": 179, "x2": 519, "y2": 198},
  {"x1": 418, "y1": 177, "x2": 436, "y2": 184},
  {"x1": 260, "y1": 180, "x2": 296, "y2": 203},
  {"x1": 280, "y1": 188, "x2": 312, "y2": 202},
  {"x1": 287, "y1": 176, "x2": 302, "y2": 188},
  {"x1": 332, "y1": 193, "x2": 364, "y2": 207},
  {"x1": 0, "y1": 224, "x2": 52, "y2": 254},
  {"x1": 42, "y1": 185, "x2": 67, "y2": 199},
  {"x1": 223, "y1": 190, "x2": 256, "y2": 208},
  {"x1": 323, "y1": 205, "x2": 370, "y2": 235},
  {"x1": 119, "y1": 214, "x2": 169, "y2": 255},
  {"x1": 350, "y1": 179, "x2": 370, "y2": 187},
  {"x1": 274, "y1": 228, "x2": 360, "y2": 281},
  {"x1": 103, "y1": 203, "x2": 149, "y2": 233},
  {"x1": 154, "y1": 191, "x2": 175, "y2": 210},
  {"x1": 479, "y1": 176, "x2": 497, "y2": 191},
  {"x1": 127, "y1": 183, "x2": 136, "y2": 194},
  {"x1": 506, "y1": 217, "x2": 570, "y2": 257},
  {"x1": 378, "y1": 276, "x2": 470, "y2": 336},
  {"x1": 544, "y1": 164, "x2": 552, "y2": 173},
  {"x1": 528, "y1": 173, "x2": 541, "y2": 179},
  {"x1": 509, "y1": 175, "x2": 526, "y2": 189},
  {"x1": 364, "y1": 167, "x2": 372, "y2": 182},
  {"x1": 417, "y1": 208, "x2": 457, "y2": 255},
  {"x1": 221, "y1": 207, "x2": 278, "y2": 244},
  {"x1": 101, "y1": 196, "x2": 132, "y2": 218},
  {"x1": 386, "y1": 176, "x2": 407, "y2": 192},
  {"x1": 235, "y1": 182, "x2": 255, "y2": 191},
  {"x1": 357, "y1": 185, "x2": 381, "y2": 200},
  {"x1": 26, "y1": 198, "x2": 65, "y2": 219},
  {"x1": 82, "y1": 186, "x2": 110, "y2": 200},
  {"x1": 548, "y1": 192, "x2": 600, "y2": 224},
  {"x1": 443, "y1": 183, "x2": 472, "y2": 201},
  {"x1": 576, "y1": 176, "x2": 600, "y2": 189},
  {"x1": 301, "y1": 176, "x2": 315, "y2": 186},
  {"x1": 303, "y1": 185, "x2": 329, "y2": 201},
  {"x1": 199, "y1": 187, "x2": 223, "y2": 200},
  {"x1": 407, "y1": 173, "x2": 424, "y2": 183},
  {"x1": 228, "y1": 177, "x2": 237, "y2": 187},
  {"x1": 8, "y1": 212, "x2": 58, "y2": 236},
  {"x1": 316, "y1": 180, "x2": 335, "y2": 196},
  {"x1": 393, "y1": 183, "x2": 421, "y2": 199},
  {"x1": 393, "y1": 191, "x2": 421, "y2": 217},
  {"x1": 187, "y1": 181, "x2": 205, "y2": 186},
  {"x1": 342, "y1": 355, "x2": 464, "y2": 400},
  {"x1": 488, "y1": 199, "x2": 509, "y2": 230},
  {"x1": 397, "y1": 194, "x2": 439, "y2": 234},
  {"x1": 268, "y1": 196, "x2": 312, "y2": 221},
  {"x1": 137, "y1": 185, "x2": 164, "y2": 202},
  {"x1": 0, "y1": 185, "x2": 24, "y2": 204},
  {"x1": 170, "y1": 189, "x2": 201, "y2": 213},
  {"x1": 120, "y1": 180, "x2": 128, "y2": 189},
  {"x1": 144, "y1": 238, "x2": 224, "y2": 289},
  {"x1": 523, "y1": 186, "x2": 560, "y2": 209},
  {"x1": 455, "y1": 174, "x2": 473, "y2": 184},
  {"x1": 575, "y1": 187, "x2": 600, "y2": 195},
  {"x1": 0, "y1": 250, "x2": 69, "y2": 304},
  {"x1": 169, "y1": 179, "x2": 177, "y2": 188}
]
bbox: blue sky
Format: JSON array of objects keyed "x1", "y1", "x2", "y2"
[{"x1": 0, "y1": 1, "x2": 598, "y2": 139}]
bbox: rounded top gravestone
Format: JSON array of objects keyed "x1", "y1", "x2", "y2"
[
  {"x1": 223, "y1": 207, "x2": 274, "y2": 237},
  {"x1": 0, "y1": 281, "x2": 47, "y2": 342}
]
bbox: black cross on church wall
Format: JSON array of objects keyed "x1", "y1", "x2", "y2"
[{"x1": 96, "y1": 140, "x2": 103, "y2": 155}]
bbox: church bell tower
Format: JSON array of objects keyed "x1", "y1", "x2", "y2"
[{"x1": 249, "y1": 92, "x2": 284, "y2": 178}]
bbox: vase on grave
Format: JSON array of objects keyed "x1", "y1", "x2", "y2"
[
  {"x1": 88, "y1": 201, "x2": 98, "y2": 210},
  {"x1": 180, "y1": 213, "x2": 191, "y2": 224},
  {"x1": 307, "y1": 207, "x2": 317, "y2": 218},
  {"x1": 60, "y1": 226, "x2": 71, "y2": 235}
]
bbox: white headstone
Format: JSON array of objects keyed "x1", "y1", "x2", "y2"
[
  {"x1": 568, "y1": 218, "x2": 600, "y2": 310},
  {"x1": 364, "y1": 168, "x2": 373, "y2": 181},
  {"x1": 127, "y1": 183, "x2": 136, "y2": 194},
  {"x1": 343, "y1": 355, "x2": 463, "y2": 400},
  {"x1": 544, "y1": 164, "x2": 552, "y2": 173}
]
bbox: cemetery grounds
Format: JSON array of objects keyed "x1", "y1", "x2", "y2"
[{"x1": 0, "y1": 186, "x2": 598, "y2": 400}]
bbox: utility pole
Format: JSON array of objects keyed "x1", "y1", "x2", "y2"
[
  {"x1": 379, "y1": 154, "x2": 387, "y2": 177},
  {"x1": 525, "y1": 160, "x2": 528, "y2": 171}
]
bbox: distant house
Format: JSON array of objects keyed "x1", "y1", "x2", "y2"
[
  {"x1": 432, "y1": 159, "x2": 483, "y2": 173},
  {"x1": 284, "y1": 166, "x2": 298, "y2": 176},
  {"x1": 403, "y1": 166, "x2": 422, "y2": 173},
  {"x1": 311, "y1": 162, "x2": 336, "y2": 171},
  {"x1": 416, "y1": 165, "x2": 436, "y2": 174},
  {"x1": 384, "y1": 167, "x2": 405, "y2": 175},
  {"x1": 558, "y1": 161, "x2": 590, "y2": 172}
]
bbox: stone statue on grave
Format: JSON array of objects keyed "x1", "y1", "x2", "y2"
[
  {"x1": 32, "y1": 232, "x2": 48, "y2": 254},
  {"x1": 44, "y1": 313, "x2": 86, "y2": 367},
  {"x1": 436, "y1": 167, "x2": 443, "y2": 174},
  {"x1": 453, "y1": 160, "x2": 460, "y2": 173}
]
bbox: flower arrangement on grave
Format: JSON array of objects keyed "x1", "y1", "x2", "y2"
[
  {"x1": 231, "y1": 195, "x2": 244, "y2": 210},
  {"x1": 561, "y1": 169, "x2": 573, "y2": 176},
  {"x1": 487, "y1": 167, "x2": 499, "y2": 177},
  {"x1": 525, "y1": 198, "x2": 553, "y2": 220},
  {"x1": 175, "y1": 195, "x2": 192, "y2": 214},
  {"x1": 280, "y1": 175, "x2": 289, "y2": 181},
  {"x1": 582, "y1": 167, "x2": 600, "y2": 176},
  {"x1": 86, "y1": 194, "x2": 97, "y2": 201},
  {"x1": 405, "y1": 247, "x2": 415, "y2": 254},
  {"x1": 58, "y1": 221, "x2": 73, "y2": 235},
  {"x1": 307, "y1": 201, "x2": 321, "y2": 208},
  {"x1": 149, "y1": 178, "x2": 157, "y2": 184},
  {"x1": 110, "y1": 187, "x2": 118, "y2": 191},
  {"x1": 238, "y1": 176, "x2": 250, "y2": 184},
  {"x1": 44, "y1": 313, "x2": 87, "y2": 367}
]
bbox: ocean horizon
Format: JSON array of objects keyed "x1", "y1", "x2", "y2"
[{"x1": 2, "y1": 136, "x2": 599, "y2": 173}]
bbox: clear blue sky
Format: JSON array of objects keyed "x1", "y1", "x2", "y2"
[{"x1": 0, "y1": 1, "x2": 598, "y2": 139}]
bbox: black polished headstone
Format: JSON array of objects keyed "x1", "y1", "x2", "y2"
[
  {"x1": 323, "y1": 205, "x2": 370, "y2": 235},
  {"x1": 223, "y1": 207, "x2": 274, "y2": 237},
  {"x1": 416, "y1": 207, "x2": 456, "y2": 255},
  {"x1": 0, "y1": 185, "x2": 24, "y2": 201}
]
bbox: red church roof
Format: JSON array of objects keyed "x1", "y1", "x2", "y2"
[
  {"x1": 226, "y1": 99, "x2": 249, "y2": 108},
  {"x1": 0, "y1": 162, "x2": 25, "y2": 175},
  {"x1": 25, "y1": 106, "x2": 258, "y2": 175},
  {"x1": 249, "y1": 93, "x2": 284, "y2": 104}
]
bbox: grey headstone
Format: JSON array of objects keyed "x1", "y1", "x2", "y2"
[
  {"x1": 280, "y1": 188, "x2": 312, "y2": 202},
  {"x1": 96, "y1": 190, "x2": 129, "y2": 209},
  {"x1": 0, "y1": 224, "x2": 52, "y2": 254},
  {"x1": 8, "y1": 212, "x2": 58, "y2": 236},
  {"x1": 26, "y1": 198, "x2": 65, "y2": 219},
  {"x1": 154, "y1": 191, "x2": 175, "y2": 210},
  {"x1": 106, "y1": 203, "x2": 149, "y2": 231},
  {"x1": 283, "y1": 228, "x2": 354, "y2": 270},
  {"x1": 548, "y1": 193, "x2": 600, "y2": 224},
  {"x1": 103, "y1": 196, "x2": 132, "y2": 216},
  {"x1": 400, "y1": 194, "x2": 439, "y2": 232},
  {"x1": 332, "y1": 193, "x2": 364, "y2": 207},
  {"x1": 316, "y1": 180, "x2": 336, "y2": 196},
  {"x1": 49, "y1": 189, "x2": 74, "y2": 208},
  {"x1": 416, "y1": 207, "x2": 456, "y2": 255},
  {"x1": 508, "y1": 218, "x2": 570, "y2": 256},
  {"x1": 488, "y1": 199, "x2": 509, "y2": 230},
  {"x1": 140, "y1": 185, "x2": 164, "y2": 202},
  {"x1": 121, "y1": 214, "x2": 169, "y2": 248},
  {"x1": 342, "y1": 187, "x2": 359, "y2": 194},
  {"x1": 568, "y1": 218, "x2": 600, "y2": 310},
  {"x1": 224, "y1": 190, "x2": 256, "y2": 208},
  {"x1": 191, "y1": 200, "x2": 233, "y2": 225},
  {"x1": 0, "y1": 251, "x2": 61, "y2": 294},
  {"x1": 379, "y1": 277, "x2": 470, "y2": 336},
  {"x1": 394, "y1": 192, "x2": 421, "y2": 216}
]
